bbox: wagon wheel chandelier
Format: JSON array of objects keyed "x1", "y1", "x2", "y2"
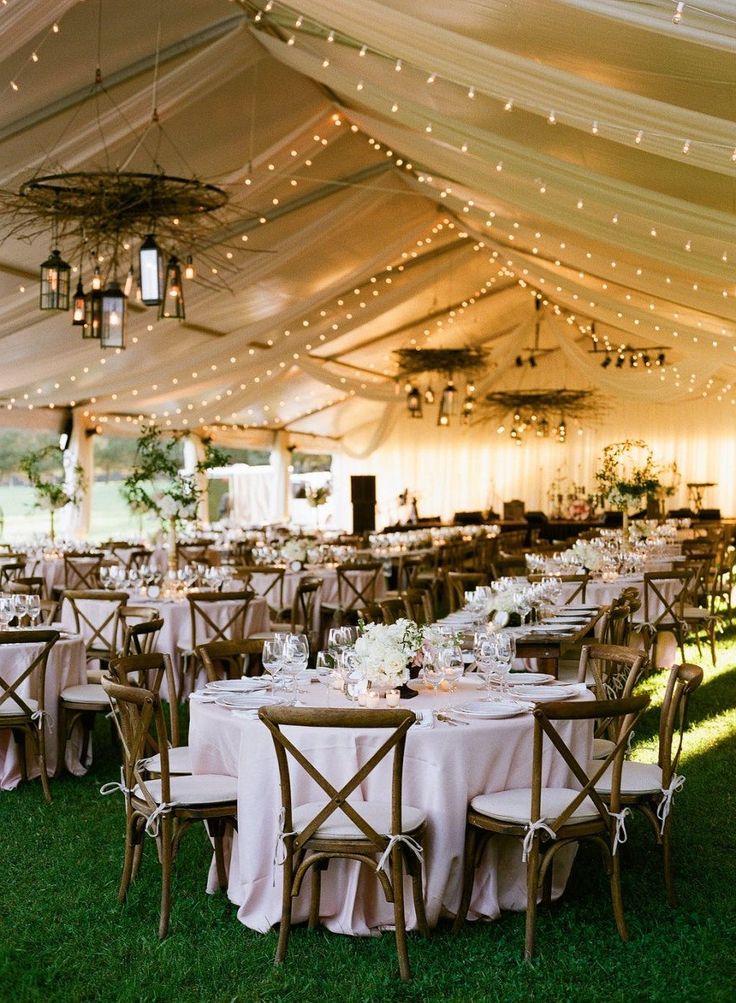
[
  {"x1": 394, "y1": 347, "x2": 490, "y2": 427},
  {"x1": 0, "y1": 1, "x2": 260, "y2": 350}
]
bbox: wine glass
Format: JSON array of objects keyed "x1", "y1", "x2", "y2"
[
  {"x1": 26, "y1": 594, "x2": 41, "y2": 627},
  {"x1": 473, "y1": 634, "x2": 498, "y2": 698},
  {"x1": 494, "y1": 634, "x2": 515, "y2": 695},
  {"x1": 12, "y1": 594, "x2": 27, "y2": 627},
  {"x1": 0, "y1": 596, "x2": 12, "y2": 631},
  {"x1": 283, "y1": 634, "x2": 309, "y2": 696},
  {"x1": 262, "y1": 637, "x2": 285, "y2": 693},
  {"x1": 422, "y1": 647, "x2": 445, "y2": 698},
  {"x1": 439, "y1": 645, "x2": 464, "y2": 710}
]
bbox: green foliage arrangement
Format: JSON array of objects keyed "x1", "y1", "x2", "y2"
[
  {"x1": 305, "y1": 484, "x2": 330, "y2": 508},
  {"x1": 596, "y1": 439, "x2": 661, "y2": 511},
  {"x1": 121, "y1": 424, "x2": 230, "y2": 526},
  {"x1": 19, "y1": 443, "x2": 85, "y2": 540}
]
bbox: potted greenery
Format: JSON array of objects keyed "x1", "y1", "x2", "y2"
[
  {"x1": 305, "y1": 483, "x2": 330, "y2": 529},
  {"x1": 19, "y1": 444, "x2": 85, "y2": 543},
  {"x1": 121, "y1": 424, "x2": 230, "y2": 567}
]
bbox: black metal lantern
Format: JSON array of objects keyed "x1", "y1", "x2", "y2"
[
  {"x1": 71, "y1": 280, "x2": 86, "y2": 325},
  {"x1": 159, "y1": 255, "x2": 185, "y2": 319},
  {"x1": 100, "y1": 281, "x2": 127, "y2": 349},
  {"x1": 139, "y1": 233, "x2": 163, "y2": 305},
  {"x1": 39, "y1": 248, "x2": 71, "y2": 310},
  {"x1": 406, "y1": 385, "x2": 422, "y2": 418},
  {"x1": 83, "y1": 288, "x2": 103, "y2": 339},
  {"x1": 437, "y1": 379, "x2": 456, "y2": 426}
]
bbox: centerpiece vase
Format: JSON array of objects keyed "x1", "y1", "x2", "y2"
[
  {"x1": 621, "y1": 510, "x2": 630, "y2": 552},
  {"x1": 167, "y1": 517, "x2": 178, "y2": 572}
]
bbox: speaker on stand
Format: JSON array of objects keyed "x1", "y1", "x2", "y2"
[{"x1": 350, "y1": 475, "x2": 376, "y2": 534}]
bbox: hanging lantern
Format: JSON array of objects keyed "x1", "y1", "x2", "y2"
[
  {"x1": 437, "y1": 378, "x2": 456, "y2": 425},
  {"x1": 39, "y1": 248, "x2": 71, "y2": 310},
  {"x1": 83, "y1": 288, "x2": 103, "y2": 339},
  {"x1": 139, "y1": 233, "x2": 163, "y2": 305},
  {"x1": 71, "y1": 280, "x2": 86, "y2": 325},
  {"x1": 159, "y1": 256, "x2": 185, "y2": 319},
  {"x1": 100, "y1": 281, "x2": 126, "y2": 348},
  {"x1": 406, "y1": 385, "x2": 422, "y2": 418},
  {"x1": 184, "y1": 254, "x2": 195, "y2": 280}
]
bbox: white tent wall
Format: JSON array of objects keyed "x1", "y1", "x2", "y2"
[{"x1": 334, "y1": 396, "x2": 736, "y2": 527}]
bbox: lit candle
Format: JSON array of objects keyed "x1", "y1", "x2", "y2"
[
  {"x1": 385, "y1": 689, "x2": 400, "y2": 707},
  {"x1": 366, "y1": 691, "x2": 380, "y2": 709}
]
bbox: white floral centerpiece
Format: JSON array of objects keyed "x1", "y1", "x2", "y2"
[
  {"x1": 352, "y1": 618, "x2": 424, "y2": 690},
  {"x1": 281, "y1": 537, "x2": 308, "y2": 570},
  {"x1": 565, "y1": 540, "x2": 608, "y2": 572}
]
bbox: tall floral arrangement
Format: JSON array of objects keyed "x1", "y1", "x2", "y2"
[
  {"x1": 121, "y1": 424, "x2": 230, "y2": 528},
  {"x1": 352, "y1": 618, "x2": 425, "y2": 689},
  {"x1": 596, "y1": 440, "x2": 661, "y2": 512},
  {"x1": 19, "y1": 444, "x2": 85, "y2": 542}
]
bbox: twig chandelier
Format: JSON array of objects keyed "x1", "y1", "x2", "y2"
[
  {"x1": 482, "y1": 389, "x2": 605, "y2": 444},
  {"x1": 394, "y1": 347, "x2": 489, "y2": 426}
]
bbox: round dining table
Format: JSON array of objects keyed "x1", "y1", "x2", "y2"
[
  {"x1": 0, "y1": 631, "x2": 87, "y2": 790},
  {"x1": 189, "y1": 676, "x2": 592, "y2": 935}
]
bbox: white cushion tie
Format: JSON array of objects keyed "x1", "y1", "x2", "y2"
[
  {"x1": 99, "y1": 767, "x2": 133, "y2": 799},
  {"x1": 31, "y1": 708, "x2": 52, "y2": 733},
  {"x1": 656, "y1": 774, "x2": 686, "y2": 834},
  {"x1": 522, "y1": 820, "x2": 556, "y2": 862},
  {"x1": 273, "y1": 806, "x2": 297, "y2": 886},
  {"x1": 145, "y1": 801, "x2": 179, "y2": 837},
  {"x1": 376, "y1": 833, "x2": 423, "y2": 874},
  {"x1": 607, "y1": 806, "x2": 631, "y2": 854}
]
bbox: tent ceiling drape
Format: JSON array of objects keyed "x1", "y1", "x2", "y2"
[{"x1": 0, "y1": 0, "x2": 735, "y2": 509}]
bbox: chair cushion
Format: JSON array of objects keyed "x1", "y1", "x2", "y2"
[
  {"x1": 142, "y1": 745, "x2": 192, "y2": 776},
  {"x1": 60, "y1": 683, "x2": 108, "y2": 705},
  {"x1": 591, "y1": 737, "x2": 616, "y2": 760},
  {"x1": 292, "y1": 800, "x2": 425, "y2": 840},
  {"x1": 590, "y1": 760, "x2": 662, "y2": 796},
  {"x1": 247, "y1": 631, "x2": 277, "y2": 641},
  {"x1": 470, "y1": 787, "x2": 600, "y2": 824},
  {"x1": 0, "y1": 695, "x2": 38, "y2": 715},
  {"x1": 134, "y1": 774, "x2": 237, "y2": 806}
]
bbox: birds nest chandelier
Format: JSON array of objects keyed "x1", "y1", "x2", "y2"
[
  {"x1": 394, "y1": 347, "x2": 490, "y2": 427},
  {"x1": 481, "y1": 389, "x2": 605, "y2": 444}
]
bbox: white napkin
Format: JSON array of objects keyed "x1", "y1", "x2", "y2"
[
  {"x1": 412, "y1": 709, "x2": 434, "y2": 729},
  {"x1": 232, "y1": 709, "x2": 260, "y2": 720}
]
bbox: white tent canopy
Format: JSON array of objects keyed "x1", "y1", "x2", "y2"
[{"x1": 0, "y1": 1, "x2": 735, "y2": 520}]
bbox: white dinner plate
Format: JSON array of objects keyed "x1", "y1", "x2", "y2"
[
  {"x1": 510, "y1": 683, "x2": 582, "y2": 703},
  {"x1": 453, "y1": 700, "x2": 527, "y2": 720},
  {"x1": 205, "y1": 677, "x2": 270, "y2": 692},
  {"x1": 214, "y1": 692, "x2": 281, "y2": 710},
  {"x1": 506, "y1": 672, "x2": 555, "y2": 686}
]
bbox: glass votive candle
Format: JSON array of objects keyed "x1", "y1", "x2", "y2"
[
  {"x1": 366, "y1": 690, "x2": 381, "y2": 709},
  {"x1": 385, "y1": 689, "x2": 400, "y2": 707}
]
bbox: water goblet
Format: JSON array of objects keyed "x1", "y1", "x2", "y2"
[
  {"x1": 26, "y1": 594, "x2": 41, "y2": 627},
  {"x1": 262, "y1": 637, "x2": 285, "y2": 694},
  {"x1": 13, "y1": 594, "x2": 27, "y2": 627},
  {"x1": 0, "y1": 596, "x2": 12, "y2": 631},
  {"x1": 422, "y1": 647, "x2": 446, "y2": 698}
]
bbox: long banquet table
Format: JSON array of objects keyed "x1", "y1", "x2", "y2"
[{"x1": 189, "y1": 677, "x2": 593, "y2": 934}]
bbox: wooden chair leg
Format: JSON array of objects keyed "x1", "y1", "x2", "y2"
[
  {"x1": 609, "y1": 849, "x2": 628, "y2": 942},
  {"x1": 118, "y1": 814, "x2": 136, "y2": 903},
  {"x1": 662, "y1": 816, "x2": 677, "y2": 907},
  {"x1": 407, "y1": 850, "x2": 430, "y2": 938},
  {"x1": 158, "y1": 816, "x2": 173, "y2": 939},
  {"x1": 542, "y1": 858, "x2": 553, "y2": 908},
  {"x1": 275, "y1": 848, "x2": 294, "y2": 965},
  {"x1": 308, "y1": 860, "x2": 325, "y2": 930},
  {"x1": 35, "y1": 724, "x2": 52, "y2": 803},
  {"x1": 56, "y1": 704, "x2": 67, "y2": 777},
  {"x1": 391, "y1": 847, "x2": 411, "y2": 982},
  {"x1": 452, "y1": 824, "x2": 478, "y2": 934},
  {"x1": 524, "y1": 841, "x2": 540, "y2": 962},
  {"x1": 209, "y1": 820, "x2": 229, "y2": 890},
  {"x1": 131, "y1": 822, "x2": 145, "y2": 882}
]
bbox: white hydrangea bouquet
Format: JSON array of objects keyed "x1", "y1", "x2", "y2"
[
  {"x1": 281, "y1": 537, "x2": 308, "y2": 568},
  {"x1": 352, "y1": 618, "x2": 424, "y2": 689},
  {"x1": 566, "y1": 539, "x2": 607, "y2": 572}
]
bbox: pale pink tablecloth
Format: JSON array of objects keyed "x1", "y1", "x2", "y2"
[
  {"x1": 0, "y1": 634, "x2": 87, "y2": 790},
  {"x1": 189, "y1": 678, "x2": 592, "y2": 934},
  {"x1": 61, "y1": 593, "x2": 270, "y2": 700}
]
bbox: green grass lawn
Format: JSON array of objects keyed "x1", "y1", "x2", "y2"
[
  {"x1": 1, "y1": 638, "x2": 735, "y2": 1002},
  {"x1": 0, "y1": 481, "x2": 163, "y2": 542}
]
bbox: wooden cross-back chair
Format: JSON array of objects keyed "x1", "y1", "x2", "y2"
[
  {"x1": 445, "y1": 571, "x2": 487, "y2": 613},
  {"x1": 642, "y1": 571, "x2": 691, "y2": 665},
  {"x1": 0, "y1": 561, "x2": 26, "y2": 588},
  {"x1": 197, "y1": 638, "x2": 266, "y2": 682},
  {"x1": 175, "y1": 541, "x2": 212, "y2": 568},
  {"x1": 334, "y1": 562, "x2": 383, "y2": 613},
  {"x1": 180, "y1": 590, "x2": 255, "y2": 693},
  {"x1": 233, "y1": 565, "x2": 286, "y2": 615},
  {"x1": 63, "y1": 553, "x2": 104, "y2": 591},
  {"x1": 0, "y1": 629, "x2": 59, "y2": 802},
  {"x1": 118, "y1": 608, "x2": 165, "y2": 656},
  {"x1": 258, "y1": 705, "x2": 429, "y2": 981},
  {"x1": 9, "y1": 576, "x2": 45, "y2": 597},
  {"x1": 379, "y1": 597, "x2": 407, "y2": 626},
  {"x1": 101, "y1": 677, "x2": 237, "y2": 938},
  {"x1": 62, "y1": 590, "x2": 130, "y2": 666},
  {"x1": 577, "y1": 643, "x2": 646, "y2": 759},
  {"x1": 402, "y1": 588, "x2": 434, "y2": 626},
  {"x1": 106, "y1": 652, "x2": 188, "y2": 774},
  {"x1": 452, "y1": 693, "x2": 650, "y2": 960},
  {"x1": 126, "y1": 548, "x2": 154, "y2": 571},
  {"x1": 273, "y1": 576, "x2": 323, "y2": 652},
  {"x1": 591, "y1": 663, "x2": 703, "y2": 906}
]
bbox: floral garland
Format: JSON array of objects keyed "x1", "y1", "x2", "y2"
[{"x1": 596, "y1": 439, "x2": 661, "y2": 512}]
